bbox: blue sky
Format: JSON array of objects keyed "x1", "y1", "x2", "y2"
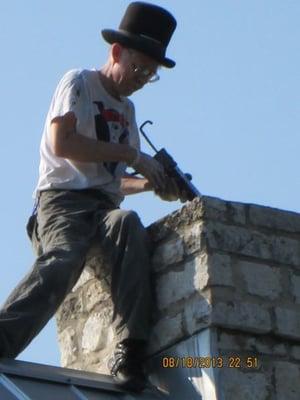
[{"x1": 0, "y1": 1, "x2": 299, "y2": 366}]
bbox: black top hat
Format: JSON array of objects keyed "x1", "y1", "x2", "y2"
[{"x1": 101, "y1": 2, "x2": 177, "y2": 68}]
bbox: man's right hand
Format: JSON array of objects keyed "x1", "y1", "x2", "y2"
[{"x1": 134, "y1": 152, "x2": 166, "y2": 192}]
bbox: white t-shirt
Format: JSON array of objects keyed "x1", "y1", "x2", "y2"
[{"x1": 34, "y1": 69, "x2": 140, "y2": 206}]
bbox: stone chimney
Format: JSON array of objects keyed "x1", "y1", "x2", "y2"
[{"x1": 56, "y1": 196, "x2": 300, "y2": 399}]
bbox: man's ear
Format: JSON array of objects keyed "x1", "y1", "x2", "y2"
[{"x1": 111, "y1": 43, "x2": 123, "y2": 63}]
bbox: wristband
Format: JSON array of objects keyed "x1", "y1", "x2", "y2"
[{"x1": 129, "y1": 148, "x2": 141, "y2": 168}]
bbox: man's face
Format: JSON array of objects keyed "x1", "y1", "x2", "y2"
[{"x1": 115, "y1": 47, "x2": 160, "y2": 96}]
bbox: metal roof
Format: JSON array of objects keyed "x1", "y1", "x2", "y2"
[{"x1": 0, "y1": 359, "x2": 168, "y2": 400}]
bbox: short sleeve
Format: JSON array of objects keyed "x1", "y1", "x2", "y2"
[
  {"x1": 49, "y1": 70, "x2": 86, "y2": 121},
  {"x1": 127, "y1": 100, "x2": 141, "y2": 150}
]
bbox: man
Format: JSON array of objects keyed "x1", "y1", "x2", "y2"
[{"x1": 0, "y1": 1, "x2": 180, "y2": 393}]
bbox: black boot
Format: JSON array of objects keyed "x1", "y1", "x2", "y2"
[{"x1": 108, "y1": 339, "x2": 148, "y2": 392}]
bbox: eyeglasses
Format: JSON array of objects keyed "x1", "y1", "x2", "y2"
[
  {"x1": 127, "y1": 49, "x2": 160, "y2": 83},
  {"x1": 131, "y1": 63, "x2": 160, "y2": 83}
]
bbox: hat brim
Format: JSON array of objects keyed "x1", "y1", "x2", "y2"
[{"x1": 101, "y1": 29, "x2": 175, "y2": 68}]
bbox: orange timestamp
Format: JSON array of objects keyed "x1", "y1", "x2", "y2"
[{"x1": 161, "y1": 356, "x2": 259, "y2": 369}]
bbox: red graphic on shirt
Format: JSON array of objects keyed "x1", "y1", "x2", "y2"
[
  {"x1": 101, "y1": 109, "x2": 129, "y2": 128},
  {"x1": 93, "y1": 101, "x2": 130, "y2": 176}
]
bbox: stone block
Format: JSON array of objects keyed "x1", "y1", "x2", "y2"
[
  {"x1": 189, "y1": 196, "x2": 246, "y2": 225},
  {"x1": 182, "y1": 222, "x2": 205, "y2": 255},
  {"x1": 258, "y1": 342, "x2": 286, "y2": 357},
  {"x1": 240, "y1": 261, "x2": 282, "y2": 300},
  {"x1": 226, "y1": 201, "x2": 246, "y2": 225},
  {"x1": 291, "y1": 345, "x2": 300, "y2": 361},
  {"x1": 156, "y1": 253, "x2": 233, "y2": 311},
  {"x1": 192, "y1": 253, "x2": 233, "y2": 289},
  {"x1": 212, "y1": 301, "x2": 271, "y2": 334},
  {"x1": 218, "y1": 332, "x2": 242, "y2": 351},
  {"x1": 152, "y1": 236, "x2": 184, "y2": 272},
  {"x1": 156, "y1": 254, "x2": 223, "y2": 309},
  {"x1": 57, "y1": 327, "x2": 77, "y2": 367},
  {"x1": 56, "y1": 292, "x2": 84, "y2": 328},
  {"x1": 249, "y1": 204, "x2": 300, "y2": 233},
  {"x1": 155, "y1": 258, "x2": 199, "y2": 310},
  {"x1": 205, "y1": 221, "x2": 300, "y2": 267},
  {"x1": 81, "y1": 309, "x2": 114, "y2": 353},
  {"x1": 183, "y1": 296, "x2": 212, "y2": 336},
  {"x1": 149, "y1": 313, "x2": 183, "y2": 353},
  {"x1": 147, "y1": 198, "x2": 202, "y2": 242},
  {"x1": 201, "y1": 196, "x2": 227, "y2": 222},
  {"x1": 218, "y1": 332, "x2": 287, "y2": 357},
  {"x1": 291, "y1": 274, "x2": 300, "y2": 304},
  {"x1": 221, "y1": 369, "x2": 270, "y2": 400},
  {"x1": 275, "y1": 362, "x2": 300, "y2": 400},
  {"x1": 206, "y1": 253, "x2": 233, "y2": 287},
  {"x1": 83, "y1": 280, "x2": 110, "y2": 313},
  {"x1": 244, "y1": 337, "x2": 286, "y2": 357},
  {"x1": 72, "y1": 268, "x2": 95, "y2": 293},
  {"x1": 275, "y1": 308, "x2": 300, "y2": 340}
]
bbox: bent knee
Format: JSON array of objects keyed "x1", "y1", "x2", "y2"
[{"x1": 110, "y1": 209, "x2": 143, "y2": 228}]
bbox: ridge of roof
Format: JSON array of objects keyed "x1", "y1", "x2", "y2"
[{"x1": 0, "y1": 358, "x2": 169, "y2": 399}]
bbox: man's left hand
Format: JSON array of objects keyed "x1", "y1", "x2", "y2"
[{"x1": 154, "y1": 177, "x2": 188, "y2": 203}]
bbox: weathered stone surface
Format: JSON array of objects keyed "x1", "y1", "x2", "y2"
[
  {"x1": 81, "y1": 309, "x2": 114, "y2": 353},
  {"x1": 155, "y1": 259, "x2": 199, "y2": 310},
  {"x1": 152, "y1": 236, "x2": 184, "y2": 271},
  {"x1": 291, "y1": 345, "x2": 300, "y2": 361},
  {"x1": 188, "y1": 253, "x2": 233, "y2": 290},
  {"x1": 58, "y1": 327, "x2": 77, "y2": 367},
  {"x1": 212, "y1": 301, "x2": 271, "y2": 334},
  {"x1": 206, "y1": 221, "x2": 300, "y2": 267},
  {"x1": 249, "y1": 204, "x2": 300, "y2": 233},
  {"x1": 183, "y1": 296, "x2": 212, "y2": 336},
  {"x1": 56, "y1": 195, "x2": 300, "y2": 399},
  {"x1": 200, "y1": 196, "x2": 227, "y2": 222},
  {"x1": 149, "y1": 313, "x2": 183, "y2": 352},
  {"x1": 291, "y1": 274, "x2": 300, "y2": 304},
  {"x1": 206, "y1": 253, "x2": 233, "y2": 287},
  {"x1": 84, "y1": 280, "x2": 110, "y2": 313},
  {"x1": 182, "y1": 221, "x2": 205, "y2": 255},
  {"x1": 275, "y1": 308, "x2": 300, "y2": 340},
  {"x1": 218, "y1": 332, "x2": 287, "y2": 356},
  {"x1": 72, "y1": 268, "x2": 95, "y2": 293},
  {"x1": 155, "y1": 253, "x2": 233, "y2": 311},
  {"x1": 244, "y1": 339, "x2": 286, "y2": 357},
  {"x1": 56, "y1": 292, "x2": 84, "y2": 329},
  {"x1": 240, "y1": 261, "x2": 282, "y2": 299},
  {"x1": 226, "y1": 201, "x2": 246, "y2": 225},
  {"x1": 196, "y1": 196, "x2": 246, "y2": 225},
  {"x1": 218, "y1": 332, "x2": 242, "y2": 351},
  {"x1": 155, "y1": 254, "x2": 217, "y2": 310},
  {"x1": 147, "y1": 198, "x2": 202, "y2": 242},
  {"x1": 275, "y1": 362, "x2": 300, "y2": 400},
  {"x1": 221, "y1": 369, "x2": 270, "y2": 400}
]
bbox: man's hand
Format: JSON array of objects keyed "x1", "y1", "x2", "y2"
[
  {"x1": 153, "y1": 177, "x2": 188, "y2": 203},
  {"x1": 134, "y1": 152, "x2": 166, "y2": 193},
  {"x1": 133, "y1": 153, "x2": 189, "y2": 202}
]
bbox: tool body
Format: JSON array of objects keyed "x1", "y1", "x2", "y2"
[{"x1": 139, "y1": 121, "x2": 201, "y2": 201}]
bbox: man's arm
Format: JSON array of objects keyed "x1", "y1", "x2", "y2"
[
  {"x1": 51, "y1": 112, "x2": 166, "y2": 192},
  {"x1": 51, "y1": 112, "x2": 136, "y2": 164},
  {"x1": 121, "y1": 174, "x2": 152, "y2": 195}
]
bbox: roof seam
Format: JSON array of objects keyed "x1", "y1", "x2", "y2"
[{"x1": 0, "y1": 374, "x2": 30, "y2": 400}]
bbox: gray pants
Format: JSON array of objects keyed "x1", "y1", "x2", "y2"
[{"x1": 0, "y1": 189, "x2": 153, "y2": 358}]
